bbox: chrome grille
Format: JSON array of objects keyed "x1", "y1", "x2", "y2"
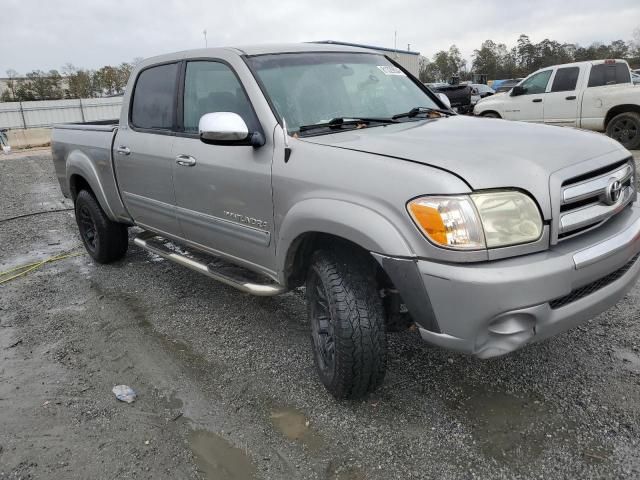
[{"x1": 558, "y1": 160, "x2": 635, "y2": 241}]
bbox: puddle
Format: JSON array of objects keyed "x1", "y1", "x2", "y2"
[
  {"x1": 448, "y1": 387, "x2": 574, "y2": 467},
  {"x1": 189, "y1": 430, "x2": 257, "y2": 480},
  {"x1": 270, "y1": 407, "x2": 324, "y2": 452},
  {"x1": 0, "y1": 240, "x2": 80, "y2": 272}
]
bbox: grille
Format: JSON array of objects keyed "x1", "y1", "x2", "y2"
[
  {"x1": 549, "y1": 254, "x2": 639, "y2": 309},
  {"x1": 558, "y1": 159, "x2": 635, "y2": 241}
]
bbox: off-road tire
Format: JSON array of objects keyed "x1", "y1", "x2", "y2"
[
  {"x1": 306, "y1": 248, "x2": 387, "y2": 399},
  {"x1": 606, "y1": 112, "x2": 640, "y2": 150},
  {"x1": 75, "y1": 189, "x2": 128, "y2": 264}
]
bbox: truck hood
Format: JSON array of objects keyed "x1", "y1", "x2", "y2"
[{"x1": 300, "y1": 115, "x2": 626, "y2": 218}]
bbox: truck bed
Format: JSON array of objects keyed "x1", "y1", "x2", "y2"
[{"x1": 51, "y1": 121, "x2": 130, "y2": 222}]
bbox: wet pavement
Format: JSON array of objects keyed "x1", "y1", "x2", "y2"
[{"x1": 1, "y1": 149, "x2": 640, "y2": 479}]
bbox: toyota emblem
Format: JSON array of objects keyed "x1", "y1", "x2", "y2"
[{"x1": 604, "y1": 179, "x2": 623, "y2": 205}]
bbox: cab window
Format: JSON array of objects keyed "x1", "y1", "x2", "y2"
[
  {"x1": 551, "y1": 67, "x2": 579, "y2": 92},
  {"x1": 182, "y1": 61, "x2": 258, "y2": 134},
  {"x1": 519, "y1": 70, "x2": 552, "y2": 95},
  {"x1": 130, "y1": 63, "x2": 179, "y2": 130}
]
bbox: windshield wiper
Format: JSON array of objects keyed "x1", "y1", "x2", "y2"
[
  {"x1": 391, "y1": 107, "x2": 453, "y2": 120},
  {"x1": 298, "y1": 116, "x2": 398, "y2": 134}
]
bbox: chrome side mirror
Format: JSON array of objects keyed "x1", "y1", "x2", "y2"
[
  {"x1": 438, "y1": 93, "x2": 451, "y2": 109},
  {"x1": 199, "y1": 112, "x2": 249, "y2": 143}
]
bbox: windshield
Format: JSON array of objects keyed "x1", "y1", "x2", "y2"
[{"x1": 248, "y1": 52, "x2": 440, "y2": 134}]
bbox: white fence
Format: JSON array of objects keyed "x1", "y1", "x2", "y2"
[{"x1": 0, "y1": 97, "x2": 123, "y2": 129}]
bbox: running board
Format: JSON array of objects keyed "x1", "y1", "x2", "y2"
[{"x1": 133, "y1": 231, "x2": 286, "y2": 296}]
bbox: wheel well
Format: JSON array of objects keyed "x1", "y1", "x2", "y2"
[
  {"x1": 481, "y1": 110, "x2": 501, "y2": 118},
  {"x1": 284, "y1": 232, "x2": 386, "y2": 289},
  {"x1": 69, "y1": 174, "x2": 93, "y2": 201},
  {"x1": 605, "y1": 104, "x2": 640, "y2": 128}
]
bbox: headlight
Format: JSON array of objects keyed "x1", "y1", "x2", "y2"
[
  {"x1": 407, "y1": 191, "x2": 542, "y2": 250},
  {"x1": 407, "y1": 195, "x2": 485, "y2": 249}
]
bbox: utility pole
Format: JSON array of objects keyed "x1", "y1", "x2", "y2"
[
  {"x1": 203, "y1": 29, "x2": 207, "y2": 48},
  {"x1": 394, "y1": 30, "x2": 398, "y2": 58}
]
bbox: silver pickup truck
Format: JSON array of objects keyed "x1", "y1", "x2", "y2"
[{"x1": 52, "y1": 43, "x2": 640, "y2": 399}]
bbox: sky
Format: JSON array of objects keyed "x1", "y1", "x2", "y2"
[{"x1": 2, "y1": 0, "x2": 639, "y2": 74}]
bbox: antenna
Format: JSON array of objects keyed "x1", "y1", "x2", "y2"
[{"x1": 203, "y1": 29, "x2": 207, "y2": 48}]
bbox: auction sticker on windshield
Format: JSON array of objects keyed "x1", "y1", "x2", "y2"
[{"x1": 377, "y1": 65, "x2": 405, "y2": 76}]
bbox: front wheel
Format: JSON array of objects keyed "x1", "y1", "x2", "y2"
[
  {"x1": 606, "y1": 112, "x2": 640, "y2": 150},
  {"x1": 75, "y1": 190, "x2": 128, "y2": 264},
  {"x1": 481, "y1": 111, "x2": 501, "y2": 119},
  {"x1": 306, "y1": 249, "x2": 386, "y2": 399}
]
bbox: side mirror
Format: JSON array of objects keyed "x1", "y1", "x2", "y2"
[
  {"x1": 438, "y1": 93, "x2": 451, "y2": 109},
  {"x1": 199, "y1": 112, "x2": 249, "y2": 144},
  {"x1": 510, "y1": 85, "x2": 526, "y2": 96}
]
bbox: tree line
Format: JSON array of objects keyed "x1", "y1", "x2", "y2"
[
  {"x1": 1, "y1": 60, "x2": 142, "y2": 102},
  {"x1": 419, "y1": 31, "x2": 640, "y2": 83}
]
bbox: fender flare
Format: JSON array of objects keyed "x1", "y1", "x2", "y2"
[
  {"x1": 66, "y1": 149, "x2": 118, "y2": 220},
  {"x1": 276, "y1": 198, "x2": 414, "y2": 274}
]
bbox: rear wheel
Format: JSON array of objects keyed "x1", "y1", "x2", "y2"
[
  {"x1": 606, "y1": 112, "x2": 640, "y2": 150},
  {"x1": 306, "y1": 248, "x2": 386, "y2": 399},
  {"x1": 75, "y1": 190, "x2": 128, "y2": 264}
]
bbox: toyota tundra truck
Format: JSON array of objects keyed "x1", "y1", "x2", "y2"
[{"x1": 52, "y1": 44, "x2": 640, "y2": 399}]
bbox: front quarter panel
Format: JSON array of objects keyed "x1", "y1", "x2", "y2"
[
  {"x1": 273, "y1": 132, "x2": 477, "y2": 279},
  {"x1": 474, "y1": 94, "x2": 509, "y2": 116}
]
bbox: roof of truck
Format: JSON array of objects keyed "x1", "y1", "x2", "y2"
[
  {"x1": 230, "y1": 42, "x2": 377, "y2": 56},
  {"x1": 135, "y1": 43, "x2": 388, "y2": 72}
]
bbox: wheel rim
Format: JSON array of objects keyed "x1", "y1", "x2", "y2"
[
  {"x1": 78, "y1": 204, "x2": 97, "y2": 251},
  {"x1": 309, "y1": 272, "x2": 336, "y2": 374},
  {"x1": 611, "y1": 118, "x2": 639, "y2": 144}
]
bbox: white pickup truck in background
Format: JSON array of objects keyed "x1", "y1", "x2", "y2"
[{"x1": 474, "y1": 59, "x2": 640, "y2": 149}]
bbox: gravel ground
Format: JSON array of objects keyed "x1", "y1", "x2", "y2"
[{"x1": 1, "y1": 148, "x2": 640, "y2": 480}]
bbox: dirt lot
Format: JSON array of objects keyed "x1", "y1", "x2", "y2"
[{"x1": 1, "y1": 148, "x2": 640, "y2": 480}]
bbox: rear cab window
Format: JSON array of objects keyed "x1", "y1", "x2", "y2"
[
  {"x1": 130, "y1": 62, "x2": 179, "y2": 131},
  {"x1": 588, "y1": 62, "x2": 631, "y2": 87}
]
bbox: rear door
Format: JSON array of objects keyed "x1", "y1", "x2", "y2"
[
  {"x1": 543, "y1": 66, "x2": 582, "y2": 126},
  {"x1": 171, "y1": 59, "x2": 275, "y2": 270},
  {"x1": 114, "y1": 62, "x2": 181, "y2": 237},
  {"x1": 502, "y1": 69, "x2": 552, "y2": 122}
]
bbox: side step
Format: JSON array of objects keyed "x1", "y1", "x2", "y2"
[{"x1": 133, "y1": 231, "x2": 286, "y2": 296}]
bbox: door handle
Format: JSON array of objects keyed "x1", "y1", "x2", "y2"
[
  {"x1": 565, "y1": 95, "x2": 577, "y2": 100},
  {"x1": 175, "y1": 154, "x2": 196, "y2": 167},
  {"x1": 116, "y1": 145, "x2": 131, "y2": 156},
  {"x1": 532, "y1": 98, "x2": 542, "y2": 103}
]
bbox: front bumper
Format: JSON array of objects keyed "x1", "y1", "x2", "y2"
[{"x1": 376, "y1": 204, "x2": 640, "y2": 358}]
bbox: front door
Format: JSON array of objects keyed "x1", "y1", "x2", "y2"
[
  {"x1": 171, "y1": 60, "x2": 275, "y2": 271},
  {"x1": 502, "y1": 69, "x2": 552, "y2": 123},
  {"x1": 544, "y1": 66, "x2": 581, "y2": 126},
  {"x1": 114, "y1": 62, "x2": 181, "y2": 237}
]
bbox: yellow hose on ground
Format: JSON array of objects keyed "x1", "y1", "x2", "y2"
[{"x1": 0, "y1": 247, "x2": 85, "y2": 285}]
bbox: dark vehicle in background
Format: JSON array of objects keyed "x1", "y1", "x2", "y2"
[{"x1": 426, "y1": 82, "x2": 473, "y2": 114}]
